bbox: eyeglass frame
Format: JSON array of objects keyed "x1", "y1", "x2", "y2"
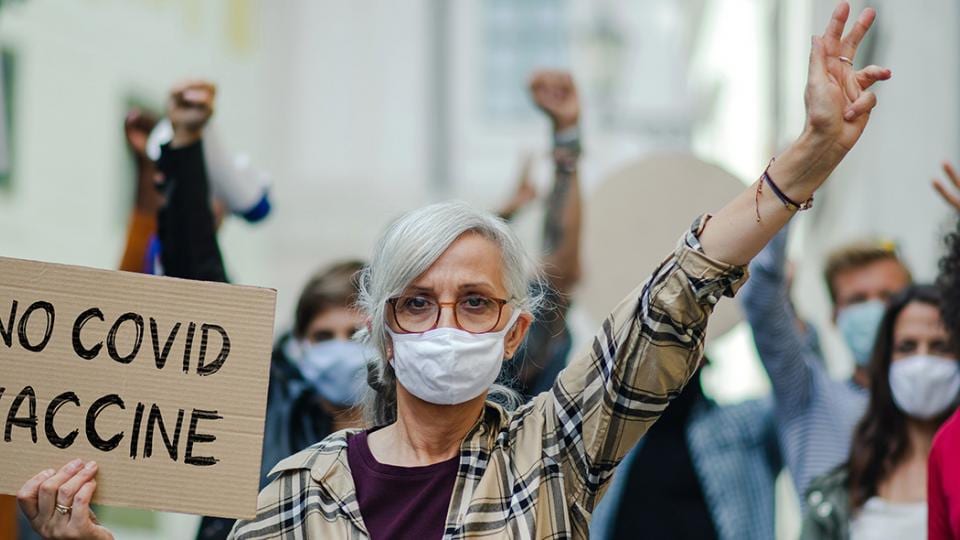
[{"x1": 387, "y1": 294, "x2": 514, "y2": 334}]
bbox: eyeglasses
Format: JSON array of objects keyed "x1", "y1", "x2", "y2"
[{"x1": 388, "y1": 294, "x2": 511, "y2": 334}]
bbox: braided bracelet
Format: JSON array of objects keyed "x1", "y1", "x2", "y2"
[{"x1": 755, "y1": 158, "x2": 814, "y2": 222}]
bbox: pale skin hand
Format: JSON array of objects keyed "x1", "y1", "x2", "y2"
[
  {"x1": 529, "y1": 70, "x2": 580, "y2": 132},
  {"x1": 17, "y1": 459, "x2": 113, "y2": 540},
  {"x1": 699, "y1": 2, "x2": 891, "y2": 266},
  {"x1": 933, "y1": 161, "x2": 960, "y2": 211},
  {"x1": 167, "y1": 80, "x2": 217, "y2": 148}
]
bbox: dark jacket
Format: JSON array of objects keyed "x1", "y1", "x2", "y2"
[
  {"x1": 800, "y1": 467, "x2": 852, "y2": 540},
  {"x1": 196, "y1": 335, "x2": 333, "y2": 540}
]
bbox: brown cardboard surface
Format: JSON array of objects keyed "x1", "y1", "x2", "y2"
[
  {"x1": 582, "y1": 154, "x2": 745, "y2": 344},
  {"x1": 0, "y1": 257, "x2": 276, "y2": 519}
]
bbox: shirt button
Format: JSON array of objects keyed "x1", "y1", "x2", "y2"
[
  {"x1": 817, "y1": 502, "x2": 832, "y2": 518},
  {"x1": 706, "y1": 294, "x2": 719, "y2": 305},
  {"x1": 808, "y1": 491, "x2": 823, "y2": 505}
]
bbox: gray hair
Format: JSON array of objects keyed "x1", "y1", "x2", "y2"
[{"x1": 357, "y1": 201, "x2": 543, "y2": 426}]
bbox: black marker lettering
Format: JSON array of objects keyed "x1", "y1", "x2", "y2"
[
  {"x1": 182, "y1": 322, "x2": 196, "y2": 373},
  {"x1": 129, "y1": 402, "x2": 145, "y2": 459},
  {"x1": 44, "y1": 391, "x2": 80, "y2": 449},
  {"x1": 106, "y1": 312, "x2": 144, "y2": 364},
  {"x1": 144, "y1": 404, "x2": 184, "y2": 461},
  {"x1": 184, "y1": 408, "x2": 221, "y2": 466},
  {"x1": 0, "y1": 300, "x2": 16, "y2": 347},
  {"x1": 196, "y1": 324, "x2": 230, "y2": 376},
  {"x1": 17, "y1": 301, "x2": 54, "y2": 353},
  {"x1": 72, "y1": 307, "x2": 104, "y2": 360},
  {"x1": 150, "y1": 318, "x2": 181, "y2": 370},
  {"x1": 5, "y1": 386, "x2": 37, "y2": 443},
  {"x1": 85, "y1": 394, "x2": 125, "y2": 452}
]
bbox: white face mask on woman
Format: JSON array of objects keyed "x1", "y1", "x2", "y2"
[
  {"x1": 387, "y1": 309, "x2": 522, "y2": 405},
  {"x1": 889, "y1": 354, "x2": 960, "y2": 420}
]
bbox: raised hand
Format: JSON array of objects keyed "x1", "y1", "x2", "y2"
[
  {"x1": 803, "y1": 2, "x2": 890, "y2": 163},
  {"x1": 17, "y1": 460, "x2": 114, "y2": 540},
  {"x1": 498, "y1": 153, "x2": 538, "y2": 220},
  {"x1": 934, "y1": 161, "x2": 960, "y2": 212},
  {"x1": 529, "y1": 70, "x2": 579, "y2": 132},
  {"x1": 167, "y1": 79, "x2": 217, "y2": 148},
  {"x1": 124, "y1": 108, "x2": 159, "y2": 159}
]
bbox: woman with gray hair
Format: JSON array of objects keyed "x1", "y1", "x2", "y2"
[{"x1": 19, "y1": 3, "x2": 889, "y2": 539}]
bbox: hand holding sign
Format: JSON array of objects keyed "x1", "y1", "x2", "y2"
[{"x1": 17, "y1": 460, "x2": 113, "y2": 540}]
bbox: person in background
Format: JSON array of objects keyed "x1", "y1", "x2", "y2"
[
  {"x1": 120, "y1": 79, "x2": 272, "y2": 278},
  {"x1": 498, "y1": 70, "x2": 582, "y2": 400},
  {"x1": 195, "y1": 261, "x2": 366, "y2": 540},
  {"x1": 18, "y1": 3, "x2": 892, "y2": 537},
  {"x1": 801, "y1": 285, "x2": 959, "y2": 539},
  {"x1": 740, "y1": 225, "x2": 911, "y2": 500},
  {"x1": 117, "y1": 108, "x2": 162, "y2": 273},
  {"x1": 589, "y1": 356, "x2": 781, "y2": 540},
  {"x1": 928, "y1": 161, "x2": 960, "y2": 540}
]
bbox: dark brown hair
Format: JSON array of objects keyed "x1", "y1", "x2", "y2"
[
  {"x1": 823, "y1": 241, "x2": 909, "y2": 303},
  {"x1": 846, "y1": 284, "x2": 952, "y2": 509},
  {"x1": 293, "y1": 260, "x2": 365, "y2": 338},
  {"x1": 938, "y1": 219, "x2": 960, "y2": 349}
]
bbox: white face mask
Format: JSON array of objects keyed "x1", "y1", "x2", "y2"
[
  {"x1": 889, "y1": 354, "x2": 960, "y2": 420},
  {"x1": 387, "y1": 309, "x2": 522, "y2": 405}
]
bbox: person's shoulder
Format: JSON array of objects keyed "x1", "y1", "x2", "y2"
[
  {"x1": 933, "y1": 408, "x2": 960, "y2": 452},
  {"x1": 267, "y1": 429, "x2": 357, "y2": 478}
]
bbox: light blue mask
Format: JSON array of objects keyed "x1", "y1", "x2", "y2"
[
  {"x1": 298, "y1": 340, "x2": 368, "y2": 408},
  {"x1": 836, "y1": 300, "x2": 886, "y2": 367}
]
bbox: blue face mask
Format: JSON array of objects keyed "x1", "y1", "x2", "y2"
[
  {"x1": 836, "y1": 300, "x2": 886, "y2": 367},
  {"x1": 297, "y1": 340, "x2": 368, "y2": 408}
]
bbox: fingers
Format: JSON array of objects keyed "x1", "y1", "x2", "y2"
[
  {"x1": 17, "y1": 469, "x2": 55, "y2": 520},
  {"x1": 841, "y1": 7, "x2": 876, "y2": 57},
  {"x1": 55, "y1": 461, "x2": 98, "y2": 511},
  {"x1": 807, "y1": 36, "x2": 828, "y2": 83},
  {"x1": 38, "y1": 459, "x2": 84, "y2": 521},
  {"x1": 68, "y1": 480, "x2": 97, "y2": 530},
  {"x1": 844, "y1": 89, "x2": 877, "y2": 120},
  {"x1": 822, "y1": 1, "x2": 851, "y2": 48},
  {"x1": 855, "y1": 65, "x2": 892, "y2": 89},
  {"x1": 933, "y1": 180, "x2": 960, "y2": 211},
  {"x1": 944, "y1": 161, "x2": 960, "y2": 189}
]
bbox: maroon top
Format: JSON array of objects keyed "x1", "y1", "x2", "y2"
[{"x1": 347, "y1": 429, "x2": 460, "y2": 540}]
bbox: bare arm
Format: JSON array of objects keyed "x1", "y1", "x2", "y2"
[
  {"x1": 699, "y1": 3, "x2": 890, "y2": 265},
  {"x1": 531, "y1": 70, "x2": 583, "y2": 297}
]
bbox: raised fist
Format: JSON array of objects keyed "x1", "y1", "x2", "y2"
[{"x1": 529, "y1": 70, "x2": 579, "y2": 132}]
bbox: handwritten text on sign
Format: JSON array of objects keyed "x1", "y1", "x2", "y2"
[{"x1": 0, "y1": 257, "x2": 276, "y2": 519}]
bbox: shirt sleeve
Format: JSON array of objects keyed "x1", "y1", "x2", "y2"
[
  {"x1": 546, "y1": 215, "x2": 747, "y2": 512},
  {"x1": 738, "y1": 226, "x2": 822, "y2": 418}
]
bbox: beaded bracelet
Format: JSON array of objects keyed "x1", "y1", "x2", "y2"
[{"x1": 755, "y1": 158, "x2": 814, "y2": 222}]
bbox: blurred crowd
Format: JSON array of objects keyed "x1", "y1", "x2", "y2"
[{"x1": 9, "y1": 5, "x2": 960, "y2": 539}]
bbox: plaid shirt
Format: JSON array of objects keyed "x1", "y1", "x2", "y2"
[{"x1": 230, "y1": 217, "x2": 746, "y2": 540}]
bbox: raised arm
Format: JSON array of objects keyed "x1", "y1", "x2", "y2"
[
  {"x1": 699, "y1": 3, "x2": 888, "y2": 264},
  {"x1": 530, "y1": 70, "x2": 583, "y2": 297},
  {"x1": 155, "y1": 80, "x2": 229, "y2": 283},
  {"x1": 541, "y1": 2, "x2": 890, "y2": 523},
  {"x1": 739, "y1": 228, "x2": 822, "y2": 415}
]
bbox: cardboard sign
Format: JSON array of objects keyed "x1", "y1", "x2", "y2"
[
  {"x1": 0, "y1": 257, "x2": 276, "y2": 519},
  {"x1": 582, "y1": 154, "x2": 746, "y2": 343}
]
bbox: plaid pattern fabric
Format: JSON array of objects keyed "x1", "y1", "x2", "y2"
[{"x1": 230, "y1": 216, "x2": 747, "y2": 540}]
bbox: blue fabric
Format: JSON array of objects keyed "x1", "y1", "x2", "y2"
[
  {"x1": 739, "y1": 228, "x2": 867, "y2": 500},
  {"x1": 590, "y1": 396, "x2": 781, "y2": 540},
  {"x1": 239, "y1": 191, "x2": 271, "y2": 223}
]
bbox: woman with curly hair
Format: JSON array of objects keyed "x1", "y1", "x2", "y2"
[{"x1": 802, "y1": 285, "x2": 959, "y2": 539}]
